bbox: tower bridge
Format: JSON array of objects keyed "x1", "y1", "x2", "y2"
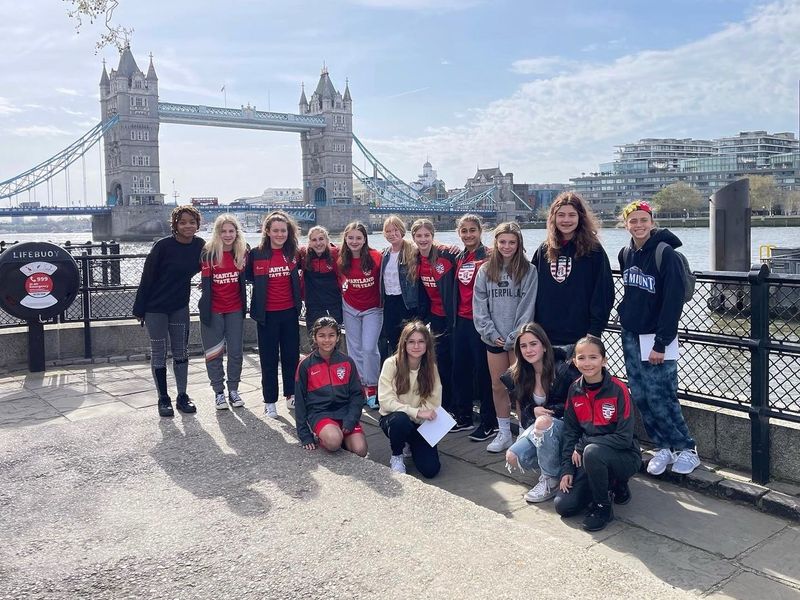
[{"x1": 0, "y1": 46, "x2": 530, "y2": 240}]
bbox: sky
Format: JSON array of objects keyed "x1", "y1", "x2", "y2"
[{"x1": 1, "y1": 0, "x2": 800, "y2": 204}]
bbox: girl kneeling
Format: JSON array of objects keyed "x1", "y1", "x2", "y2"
[
  {"x1": 378, "y1": 320, "x2": 442, "y2": 478},
  {"x1": 555, "y1": 336, "x2": 641, "y2": 532},
  {"x1": 503, "y1": 323, "x2": 571, "y2": 504},
  {"x1": 294, "y1": 317, "x2": 368, "y2": 457}
]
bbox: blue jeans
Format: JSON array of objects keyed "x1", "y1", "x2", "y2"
[
  {"x1": 621, "y1": 329, "x2": 695, "y2": 451},
  {"x1": 507, "y1": 417, "x2": 563, "y2": 478}
]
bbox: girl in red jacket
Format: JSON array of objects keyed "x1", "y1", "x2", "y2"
[
  {"x1": 294, "y1": 316, "x2": 368, "y2": 456},
  {"x1": 555, "y1": 336, "x2": 641, "y2": 532}
]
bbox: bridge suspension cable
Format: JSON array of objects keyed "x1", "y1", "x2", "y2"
[
  {"x1": 351, "y1": 134, "x2": 498, "y2": 211},
  {"x1": 0, "y1": 115, "x2": 119, "y2": 201}
]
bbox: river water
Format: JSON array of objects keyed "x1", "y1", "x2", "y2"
[{"x1": 4, "y1": 226, "x2": 799, "y2": 271}]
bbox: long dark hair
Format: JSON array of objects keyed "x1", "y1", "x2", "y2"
[
  {"x1": 510, "y1": 323, "x2": 555, "y2": 414},
  {"x1": 394, "y1": 320, "x2": 437, "y2": 400},
  {"x1": 338, "y1": 221, "x2": 375, "y2": 272},
  {"x1": 259, "y1": 210, "x2": 299, "y2": 259},
  {"x1": 545, "y1": 192, "x2": 601, "y2": 263}
]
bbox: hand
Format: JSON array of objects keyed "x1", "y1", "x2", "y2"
[
  {"x1": 533, "y1": 406, "x2": 554, "y2": 418},
  {"x1": 303, "y1": 443, "x2": 316, "y2": 450},
  {"x1": 342, "y1": 428, "x2": 352, "y2": 435},
  {"x1": 417, "y1": 409, "x2": 437, "y2": 421},
  {"x1": 572, "y1": 450, "x2": 582, "y2": 467},
  {"x1": 494, "y1": 337, "x2": 505, "y2": 347},
  {"x1": 560, "y1": 474, "x2": 573, "y2": 493},
  {"x1": 136, "y1": 317, "x2": 145, "y2": 327},
  {"x1": 505, "y1": 450, "x2": 519, "y2": 468},
  {"x1": 648, "y1": 350, "x2": 665, "y2": 365}
]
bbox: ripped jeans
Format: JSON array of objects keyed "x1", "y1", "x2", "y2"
[{"x1": 506, "y1": 417, "x2": 564, "y2": 478}]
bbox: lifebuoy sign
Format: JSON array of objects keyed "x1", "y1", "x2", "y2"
[{"x1": 0, "y1": 242, "x2": 80, "y2": 321}]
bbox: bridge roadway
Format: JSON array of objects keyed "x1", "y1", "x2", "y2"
[{"x1": 1, "y1": 357, "x2": 798, "y2": 598}]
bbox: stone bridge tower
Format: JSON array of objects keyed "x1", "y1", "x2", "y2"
[
  {"x1": 99, "y1": 45, "x2": 163, "y2": 207},
  {"x1": 299, "y1": 68, "x2": 354, "y2": 207}
]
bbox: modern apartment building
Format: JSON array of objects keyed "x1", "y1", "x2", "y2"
[{"x1": 571, "y1": 131, "x2": 800, "y2": 214}]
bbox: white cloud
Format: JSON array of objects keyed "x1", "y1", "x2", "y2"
[
  {"x1": 347, "y1": 0, "x2": 480, "y2": 10},
  {"x1": 11, "y1": 125, "x2": 72, "y2": 137},
  {"x1": 0, "y1": 97, "x2": 21, "y2": 115},
  {"x1": 55, "y1": 87, "x2": 79, "y2": 96},
  {"x1": 510, "y1": 56, "x2": 580, "y2": 75},
  {"x1": 365, "y1": 0, "x2": 800, "y2": 184}
]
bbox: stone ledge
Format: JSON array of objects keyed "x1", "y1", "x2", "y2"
[{"x1": 758, "y1": 491, "x2": 800, "y2": 521}]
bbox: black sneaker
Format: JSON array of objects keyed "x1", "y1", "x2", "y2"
[
  {"x1": 611, "y1": 480, "x2": 632, "y2": 505},
  {"x1": 468, "y1": 424, "x2": 498, "y2": 442},
  {"x1": 582, "y1": 502, "x2": 614, "y2": 532},
  {"x1": 158, "y1": 395, "x2": 174, "y2": 418},
  {"x1": 450, "y1": 417, "x2": 473, "y2": 433},
  {"x1": 175, "y1": 393, "x2": 197, "y2": 414}
]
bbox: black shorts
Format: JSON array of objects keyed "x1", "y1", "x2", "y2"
[{"x1": 485, "y1": 343, "x2": 507, "y2": 354}]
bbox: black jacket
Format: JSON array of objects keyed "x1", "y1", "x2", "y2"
[
  {"x1": 500, "y1": 345, "x2": 579, "y2": 429},
  {"x1": 617, "y1": 228, "x2": 685, "y2": 353},
  {"x1": 531, "y1": 241, "x2": 614, "y2": 345},
  {"x1": 244, "y1": 246, "x2": 302, "y2": 324},
  {"x1": 560, "y1": 368, "x2": 640, "y2": 477},
  {"x1": 380, "y1": 247, "x2": 420, "y2": 310}
]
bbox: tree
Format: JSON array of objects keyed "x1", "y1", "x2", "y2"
[
  {"x1": 64, "y1": 0, "x2": 133, "y2": 52},
  {"x1": 784, "y1": 190, "x2": 800, "y2": 216},
  {"x1": 746, "y1": 175, "x2": 784, "y2": 216},
  {"x1": 650, "y1": 182, "x2": 705, "y2": 215}
]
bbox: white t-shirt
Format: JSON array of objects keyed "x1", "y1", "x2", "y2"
[{"x1": 383, "y1": 251, "x2": 402, "y2": 295}]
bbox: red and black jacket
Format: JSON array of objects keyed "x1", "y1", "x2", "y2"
[
  {"x1": 417, "y1": 244, "x2": 460, "y2": 327},
  {"x1": 294, "y1": 349, "x2": 365, "y2": 445},
  {"x1": 452, "y1": 243, "x2": 489, "y2": 324},
  {"x1": 560, "y1": 368, "x2": 640, "y2": 476},
  {"x1": 244, "y1": 245, "x2": 303, "y2": 324}
]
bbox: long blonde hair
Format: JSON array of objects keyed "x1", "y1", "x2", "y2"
[
  {"x1": 202, "y1": 214, "x2": 247, "y2": 270},
  {"x1": 484, "y1": 221, "x2": 529, "y2": 283},
  {"x1": 383, "y1": 215, "x2": 417, "y2": 282}
]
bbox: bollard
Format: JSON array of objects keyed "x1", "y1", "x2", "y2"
[{"x1": 709, "y1": 179, "x2": 751, "y2": 314}]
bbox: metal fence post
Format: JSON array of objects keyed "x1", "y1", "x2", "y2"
[
  {"x1": 748, "y1": 263, "x2": 771, "y2": 484},
  {"x1": 110, "y1": 240, "x2": 121, "y2": 286},
  {"x1": 80, "y1": 252, "x2": 93, "y2": 359}
]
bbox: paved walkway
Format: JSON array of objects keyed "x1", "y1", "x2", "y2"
[{"x1": 1, "y1": 356, "x2": 799, "y2": 598}]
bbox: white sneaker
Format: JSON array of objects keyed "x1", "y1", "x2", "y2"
[
  {"x1": 672, "y1": 448, "x2": 701, "y2": 474},
  {"x1": 214, "y1": 392, "x2": 228, "y2": 410},
  {"x1": 228, "y1": 390, "x2": 245, "y2": 408},
  {"x1": 402, "y1": 443, "x2": 412, "y2": 458},
  {"x1": 647, "y1": 448, "x2": 676, "y2": 475},
  {"x1": 487, "y1": 430, "x2": 513, "y2": 453},
  {"x1": 389, "y1": 455, "x2": 406, "y2": 474},
  {"x1": 524, "y1": 474, "x2": 559, "y2": 503},
  {"x1": 264, "y1": 402, "x2": 278, "y2": 419},
  {"x1": 285, "y1": 395, "x2": 295, "y2": 410}
]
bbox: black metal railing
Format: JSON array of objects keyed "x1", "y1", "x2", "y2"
[{"x1": 1, "y1": 247, "x2": 799, "y2": 483}]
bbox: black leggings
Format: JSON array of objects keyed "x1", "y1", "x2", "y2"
[
  {"x1": 429, "y1": 314, "x2": 454, "y2": 414},
  {"x1": 380, "y1": 294, "x2": 416, "y2": 361},
  {"x1": 452, "y1": 316, "x2": 494, "y2": 426},
  {"x1": 380, "y1": 412, "x2": 440, "y2": 478},
  {"x1": 554, "y1": 443, "x2": 641, "y2": 516},
  {"x1": 256, "y1": 308, "x2": 300, "y2": 404}
]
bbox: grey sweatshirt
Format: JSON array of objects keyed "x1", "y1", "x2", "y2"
[{"x1": 472, "y1": 264, "x2": 538, "y2": 351}]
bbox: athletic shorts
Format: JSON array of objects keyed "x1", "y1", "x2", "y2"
[
  {"x1": 485, "y1": 343, "x2": 507, "y2": 354},
  {"x1": 313, "y1": 418, "x2": 364, "y2": 437}
]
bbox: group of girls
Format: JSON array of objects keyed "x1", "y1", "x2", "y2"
[{"x1": 135, "y1": 193, "x2": 700, "y2": 531}]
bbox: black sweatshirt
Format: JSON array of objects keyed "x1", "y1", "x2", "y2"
[
  {"x1": 133, "y1": 235, "x2": 204, "y2": 317},
  {"x1": 617, "y1": 228, "x2": 685, "y2": 353},
  {"x1": 531, "y1": 241, "x2": 614, "y2": 346}
]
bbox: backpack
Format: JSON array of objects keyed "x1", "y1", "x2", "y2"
[{"x1": 622, "y1": 242, "x2": 696, "y2": 302}]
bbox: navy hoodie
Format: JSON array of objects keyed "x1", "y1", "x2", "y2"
[
  {"x1": 531, "y1": 241, "x2": 614, "y2": 346},
  {"x1": 617, "y1": 228, "x2": 685, "y2": 353}
]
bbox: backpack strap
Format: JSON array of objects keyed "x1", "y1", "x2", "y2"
[
  {"x1": 621, "y1": 246, "x2": 631, "y2": 268},
  {"x1": 654, "y1": 242, "x2": 669, "y2": 272}
]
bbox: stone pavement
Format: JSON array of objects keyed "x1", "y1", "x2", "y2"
[{"x1": 1, "y1": 356, "x2": 799, "y2": 598}]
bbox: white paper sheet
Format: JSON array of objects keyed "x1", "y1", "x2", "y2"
[
  {"x1": 416, "y1": 406, "x2": 456, "y2": 448},
  {"x1": 639, "y1": 334, "x2": 679, "y2": 361}
]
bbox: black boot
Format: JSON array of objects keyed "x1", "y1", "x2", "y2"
[
  {"x1": 158, "y1": 395, "x2": 174, "y2": 418},
  {"x1": 583, "y1": 497, "x2": 614, "y2": 532},
  {"x1": 175, "y1": 392, "x2": 197, "y2": 414},
  {"x1": 611, "y1": 479, "x2": 632, "y2": 505}
]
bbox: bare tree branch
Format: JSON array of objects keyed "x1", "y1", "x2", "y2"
[{"x1": 63, "y1": 0, "x2": 134, "y2": 53}]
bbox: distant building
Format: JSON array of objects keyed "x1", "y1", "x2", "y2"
[
  {"x1": 410, "y1": 160, "x2": 447, "y2": 203},
  {"x1": 571, "y1": 131, "x2": 800, "y2": 213}
]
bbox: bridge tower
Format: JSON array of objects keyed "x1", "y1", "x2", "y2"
[
  {"x1": 99, "y1": 46, "x2": 164, "y2": 207},
  {"x1": 299, "y1": 69, "x2": 355, "y2": 206}
]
